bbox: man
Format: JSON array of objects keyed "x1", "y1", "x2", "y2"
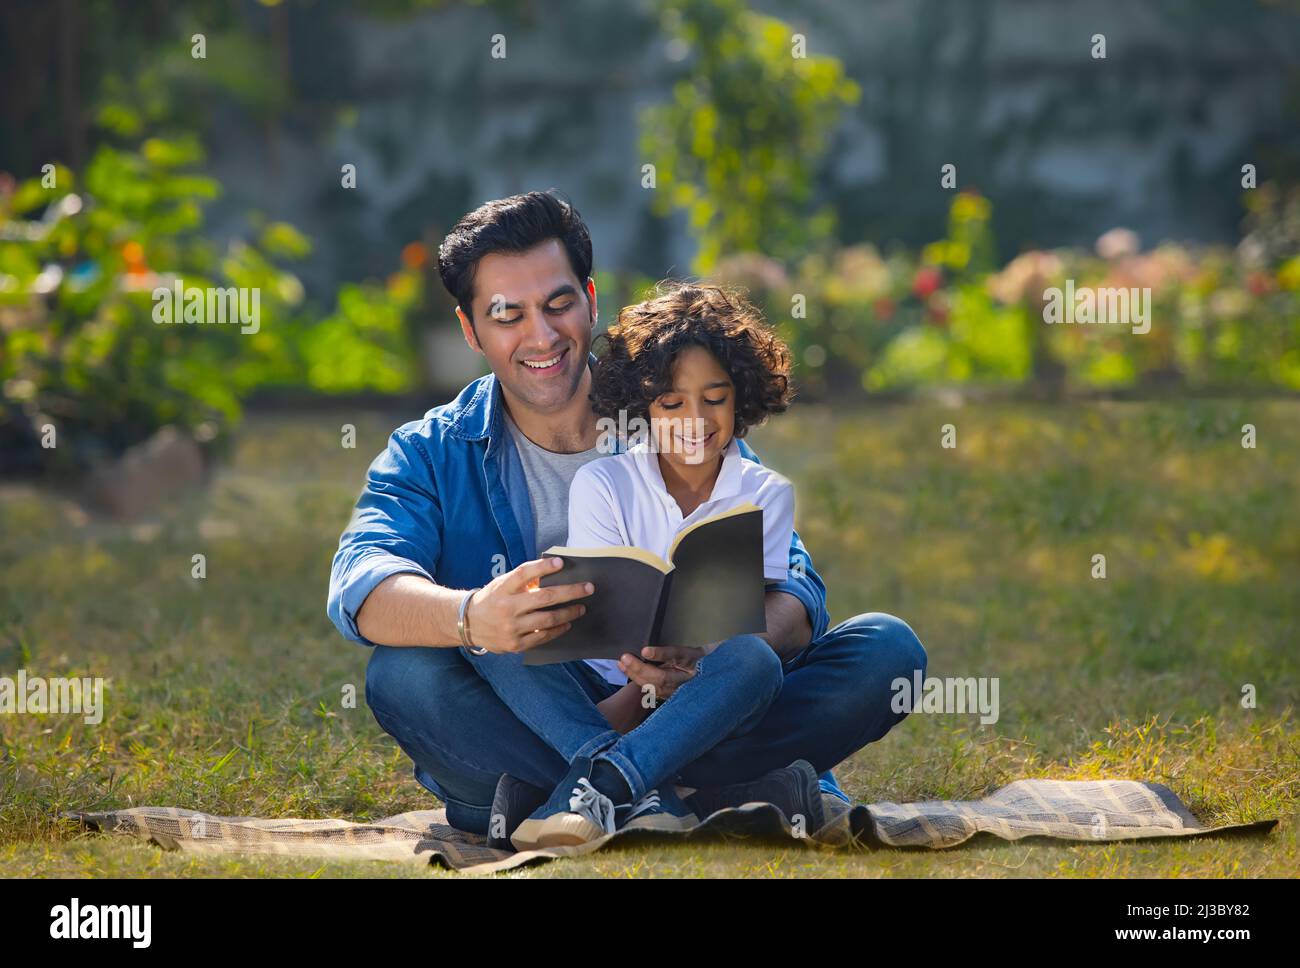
[{"x1": 327, "y1": 190, "x2": 927, "y2": 844}]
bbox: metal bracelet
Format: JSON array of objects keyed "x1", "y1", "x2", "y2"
[{"x1": 459, "y1": 588, "x2": 487, "y2": 654}]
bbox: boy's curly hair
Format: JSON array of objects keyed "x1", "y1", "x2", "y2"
[{"x1": 591, "y1": 281, "x2": 794, "y2": 439}]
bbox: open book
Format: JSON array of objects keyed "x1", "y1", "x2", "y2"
[{"x1": 524, "y1": 504, "x2": 768, "y2": 665}]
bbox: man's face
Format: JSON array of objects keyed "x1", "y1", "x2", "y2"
[{"x1": 457, "y1": 238, "x2": 597, "y2": 415}]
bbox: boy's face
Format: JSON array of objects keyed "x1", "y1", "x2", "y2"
[
  {"x1": 648, "y1": 345, "x2": 735, "y2": 470},
  {"x1": 457, "y1": 238, "x2": 597, "y2": 415}
]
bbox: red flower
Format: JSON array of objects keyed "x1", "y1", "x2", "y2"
[
  {"x1": 122, "y1": 241, "x2": 146, "y2": 270},
  {"x1": 1246, "y1": 271, "x2": 1272, "y2": 297},
  {"x1": 401, "y1": 241, "x2": 428, "y2": 270},
  {"x1": 913, "y1": 266, "x2": 942, "y2": 300}
]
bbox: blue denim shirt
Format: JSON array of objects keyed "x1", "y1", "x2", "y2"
[{"x1": 327, "y1": 355, "x2": 830, "y2": 647}]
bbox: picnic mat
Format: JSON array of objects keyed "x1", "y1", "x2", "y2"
[{"x1": 68, "y1": 778, "x2": 1276, "y2": 875}]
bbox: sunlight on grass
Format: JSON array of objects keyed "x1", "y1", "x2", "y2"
[{"x1": 1, "y1": 401, "x2": 1297, "y2": 876}]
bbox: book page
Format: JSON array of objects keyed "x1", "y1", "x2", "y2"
[
  {"x1": 657, "y1": 507, "x2": 767, "y2": 648},
  {"x1": 525, "y1": 552, "x2": 669, "y2": 664}
]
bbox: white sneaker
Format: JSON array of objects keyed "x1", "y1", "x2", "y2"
[{"x1": 511, "y1": 777, "x2": 619, "y2": 850}]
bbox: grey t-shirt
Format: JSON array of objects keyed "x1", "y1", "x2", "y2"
[{"x1": 503, "y1": 411, "x2": 606, "y2": 554}]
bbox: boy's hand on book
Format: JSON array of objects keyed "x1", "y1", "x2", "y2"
[
  {"x1": 619, "y1": 646, "x2": 699, "y2": 700},
  {"x1": 465, "y1": 557, "x2": 594, "y2": 653},
  {"x1": 638, "y1": 645, "x2": 703, "y2": 667}
]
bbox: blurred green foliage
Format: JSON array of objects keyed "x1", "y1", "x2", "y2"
[
  {"x1": 0, "y1": 135, "x2": 421, "y2": 474},
  {"x1": 641, "y1": 0, "x2": 859, "y2": 273},
  {"x1": 713, "y1": 188, "x2": 1300, "y2": 397},
  {"x1": 640, "y1": 1, "x2": 1298, "y2": 397},
  {"x1": 3, "y1": 0, "x2": 1296, "y2": 482}
]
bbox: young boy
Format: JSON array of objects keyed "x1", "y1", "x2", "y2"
[
  {"x1": 497, "y1": 282, "x2": 806, "y2": 849},
  {"x1": 571, "y1": 282, "x2": 797, "y2": 701}
]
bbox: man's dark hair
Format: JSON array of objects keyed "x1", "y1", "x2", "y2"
[{"x1": 437, "y1": 191, "x2": 593, "y2": 320}]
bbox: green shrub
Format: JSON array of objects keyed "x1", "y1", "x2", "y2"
[{"x1": 0, "y1": 135, "x2": 421, "y2": 475}]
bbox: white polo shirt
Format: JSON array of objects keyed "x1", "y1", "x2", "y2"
[{"x1": 564, "y1": 437, "x2": 795, "y2": 685}]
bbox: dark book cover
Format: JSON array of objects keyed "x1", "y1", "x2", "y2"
[{"x1": 524, "y1": 505, "x2": 768, "y2": 665}]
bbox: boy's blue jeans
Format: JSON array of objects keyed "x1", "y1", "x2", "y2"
[
  {"x1": 365, "y1": 612, "x2": 926, "y2": 834},
  {"x1": 462, "y1": 633, "x2": 784, "y2": 805}
]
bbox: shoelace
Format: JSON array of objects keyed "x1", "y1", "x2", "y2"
[
  {"x1": 568, "y1": 778, "x2": 618, "y2": 833},
  {"x1": 624, "y1": 789, "x2": 662, "y2": 822}
]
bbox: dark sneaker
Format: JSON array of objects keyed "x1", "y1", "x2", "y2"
[
  {"x1": 619, "y1": 786, "x2": 698, "y2": 833},
  {"x1": 687, "y1": 759, "x2": 824, "y2": 833},
  {"x1": 486, "y1": 773, "x2": 548, "y2": 851},
  {"x1": 510, "y1": 756, "x2": 625, "y2": 851}
]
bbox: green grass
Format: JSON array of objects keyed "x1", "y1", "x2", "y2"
[{"x1": 1, "y1": 400, "x2": 1297, "y2": 877}]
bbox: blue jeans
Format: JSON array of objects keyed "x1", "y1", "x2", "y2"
[
  {"x1": 365, "y1": 612, "x2": 927, "y2": 834},
  {"x1": 461, "y1": 634, "x2": 784, "y2": 804}
]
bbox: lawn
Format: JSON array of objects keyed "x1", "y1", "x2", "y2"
[{"x1": 1, "y1": 399, "x2": 1297, "y2": 877}]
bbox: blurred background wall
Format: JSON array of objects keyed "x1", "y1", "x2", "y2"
[
  {"x1": 6, "y1": 0, "x2": 1297, "y2": 287},
  {"x1": 2, "y1": 0, "x2": 1298, "y2": 479}
]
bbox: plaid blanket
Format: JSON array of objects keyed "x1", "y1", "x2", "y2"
[{"x1": 69, "y1": 779, "x2": 1276, "y2": 874}]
